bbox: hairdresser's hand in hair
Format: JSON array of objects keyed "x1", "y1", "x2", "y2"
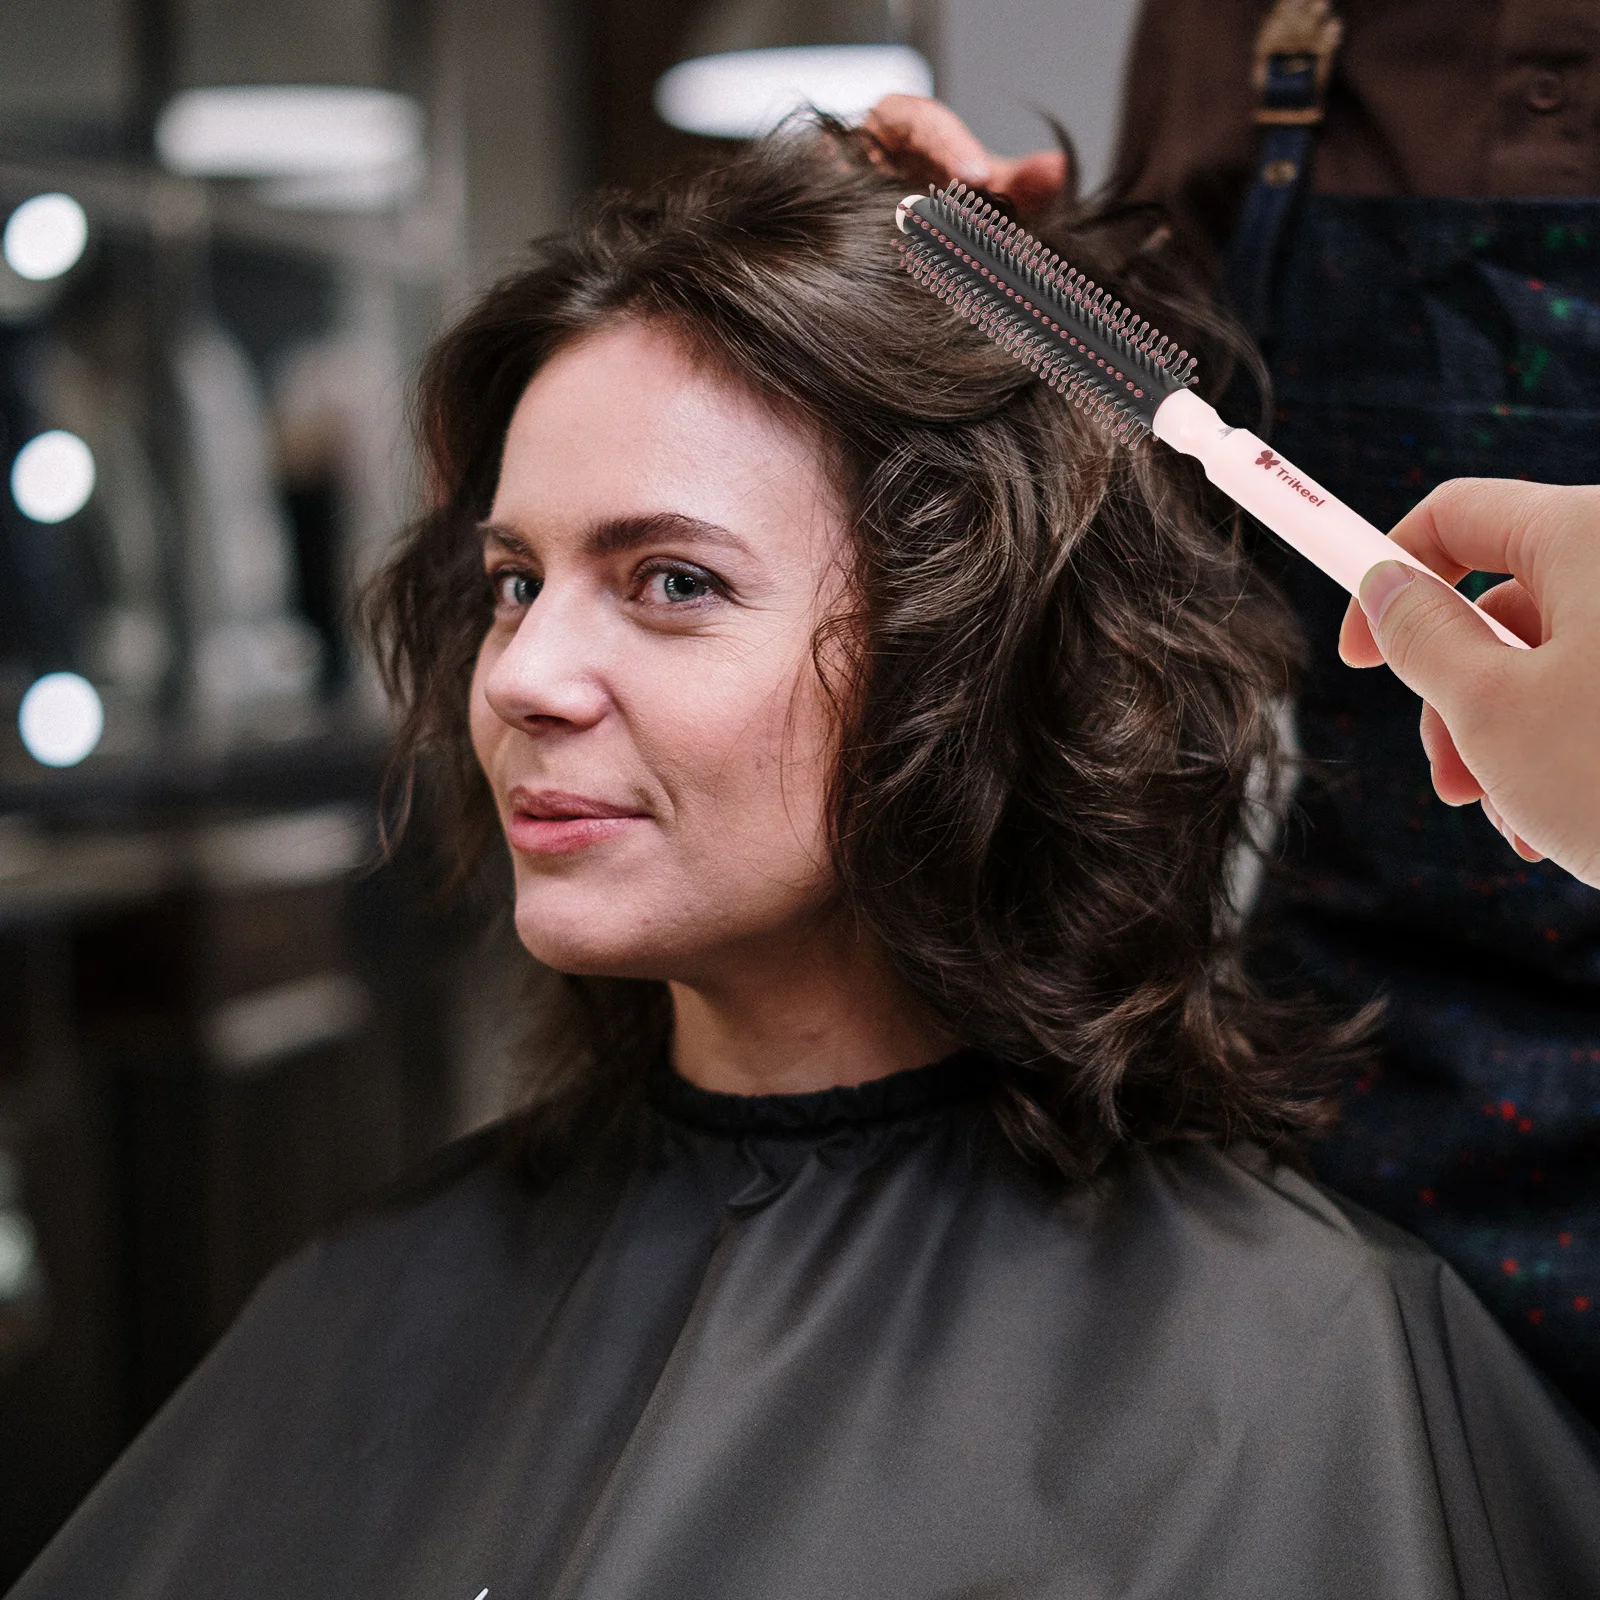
[
  {"x1": 1338, "y1": 478, "x2": 1600, "y2": 888},
  {"x1": 862, "y1": 96, "x2": 1069, "y2": 216}
]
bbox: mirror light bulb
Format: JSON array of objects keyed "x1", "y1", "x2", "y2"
[
  {"x1": 11, "y1": 430, "x2": 95, "y2": 523},
  {"x1": 156, "y1": 87, "x2": 424, "y2": 177},
  {"x1": 655, "y1": 46, "x2": 934, "y2": 140},
  {"x1": 18, "y1": 672, "x2": 103, "y2": 767},
  {"x1": 3, "y1": 193, "x2": 89, "y2": 281}
]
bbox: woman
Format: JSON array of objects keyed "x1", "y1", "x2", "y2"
[{"x1": 12, "y1": 126, "x2": 1599, "y2": 1600}]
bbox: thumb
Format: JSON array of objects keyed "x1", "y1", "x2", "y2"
[{"x1": 1358, "y1": 560, "x2": 1509, "y2": 722}]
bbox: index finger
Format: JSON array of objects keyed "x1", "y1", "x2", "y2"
[{"x1": 1387, "y1": 477, "x2": 1600, "y2": 598}]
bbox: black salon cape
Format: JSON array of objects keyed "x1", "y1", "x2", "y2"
[{"x1": 13, "y1": 1057, "x2": 1600, "y2": 1600}]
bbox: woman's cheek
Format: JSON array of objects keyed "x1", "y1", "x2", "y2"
[
  {"x1": 719, "y1": 669, "x2": 836, "y2": 876},
  {"x1": 468, "y1": 637, "x2": 508, "y2": 779}
]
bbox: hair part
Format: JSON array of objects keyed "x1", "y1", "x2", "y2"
[{"x1": 363, "y1": 120, "x2": 1369, "y2": 1183}]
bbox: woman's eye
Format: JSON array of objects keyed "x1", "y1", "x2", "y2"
[
  {"x1": 646, "y1": 566, "x2": 718, "y2": 605},
  {"x1": 493, "y1": 570, "x2": 541, "y2": 610}
]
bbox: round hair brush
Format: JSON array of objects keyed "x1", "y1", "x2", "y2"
[{"x1": 895, "y1": 183, "x2": 1527, "y2": 650}]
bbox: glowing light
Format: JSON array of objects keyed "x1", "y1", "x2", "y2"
[
  {"x1": 11, "y1": 430, "x2": 95, "y2": 523},
  {"x1": 18, "y1": 672, "x2": 104, "y2": 767},
  {"x1": 655, "y1": 45, "x2": 933, "y2": 140},
  {"x1": 3, "y1": 193, "x2": 89, "y2": 281},
  {"x1": 155, "y1": 86, "x2": 424, "y2": 177},
  {"x1": 0, "y1": 1210, "x2": 37, "y2": 1299}
]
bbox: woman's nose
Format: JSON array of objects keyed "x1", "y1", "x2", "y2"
[{"x1": 482, "y1": 588, "x2": 610, "y2": 732}]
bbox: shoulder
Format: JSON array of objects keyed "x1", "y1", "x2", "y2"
[
  {"x1": 193, "y1": 1103, "x2": 650, "y2": 1403},
  {"x1": 1062, "y1": 1140, "x2": 1521, "y2": 1405},
  {"x1": 1104, "y1": 1140, "x2": 1489, "y2": 1338},
  {"x1": 1104, "y1": 1142, "x2": 1600, "y2": 1460},
  {"x1": 1135, "y1": 1139, "x2": 1438, "y2": 1276},
  {"x1": 263, "y1": 1114, "x2": 536, "y2": 1294},
  {"x1": 256, "y1": 1106, "x2": 632, "y2": 1335},
  {"x1": 143, "y1": 1116, "x2": 542, "y2": 1431},
  {"x1": 64, "y1": 1111, "x2": 633, "y2": 1506},
  {"x1": 1091, "y1": 1137, "x2": 1426, "y2": 1256}
]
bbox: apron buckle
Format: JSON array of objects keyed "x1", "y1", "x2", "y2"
[{"x1": 1251, "y1": 0, "x2": 1344, "y2": 127}]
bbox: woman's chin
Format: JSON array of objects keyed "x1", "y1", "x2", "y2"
[{"x1": 511, "y1": 900, "x2": 669, "y2": 980}]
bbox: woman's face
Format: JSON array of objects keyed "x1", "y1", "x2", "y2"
[{"x1": 471, "y1": 319, "x2": 851, "y2": 982}]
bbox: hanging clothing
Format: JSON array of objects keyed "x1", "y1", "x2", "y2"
[
  {"x1": 1117, "y1": 0, "x2": 1600, "y2": 1422},
  {"x1": 10, "y1": 1055, "x2": 1600, "y2": 1599}
]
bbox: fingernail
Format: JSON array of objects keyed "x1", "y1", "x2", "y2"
[
  {"x1": 1358, "y1": 561, "x2": 1415, "y2": 631},
  {"x1": 959, "y1": 162, "x2": 990, "y2": 184}
]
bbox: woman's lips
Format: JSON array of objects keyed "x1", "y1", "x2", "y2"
[{"x1": 505, "y1": 788, "x2": 649, "y2": 856}]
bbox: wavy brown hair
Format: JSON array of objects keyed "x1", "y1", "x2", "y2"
[{"x1": 365, "y1": 121, "x2": 1367, "y2": 1181}]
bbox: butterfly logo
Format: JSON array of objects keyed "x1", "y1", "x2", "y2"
[{"x1": 1255, "y1": 449, "x2": 1281, "y2": 470}]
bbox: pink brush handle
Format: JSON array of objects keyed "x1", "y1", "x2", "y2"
[{"x1": 1151, "y1": 389, "x2": 1530, "y2": 651}]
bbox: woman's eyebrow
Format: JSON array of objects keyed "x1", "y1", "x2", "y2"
[
  {"x1": 586, "y1": 511, "x2": 754, "y2": 560},
  {"x1": 479, "y1": 522, "x2": 531, "y2": 556},
  {"x1": 478, "y1": 512, "x2": 755, "y2": 561}
]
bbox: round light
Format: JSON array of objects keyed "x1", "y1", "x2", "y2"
[
  {"x1": 2, "y1": 193, "x2": 89, "y2": 281},
  {"x1": 18, "y1": 672, "x2": 104, "y2": 767},
  {"x1": 0, "y1": 1210, "x2": 36, "y2": 1299},
  {"x1": 655, "y1": 45, "x2": 934, "y2": 141},
  {"x1": 11, "y1": 430, "x2": 95, "y2": 523},
  {"x1": 155, "y1": 86, "x2": 424, "y2": 178}
]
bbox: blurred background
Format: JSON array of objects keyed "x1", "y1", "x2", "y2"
[{"x1": 0, "y1": 0, "x2": 1135, "y2": 1580}]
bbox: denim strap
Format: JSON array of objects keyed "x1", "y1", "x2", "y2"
[{"x1": 1227, "y1": 2, "x2": 1344, "y2": 339}]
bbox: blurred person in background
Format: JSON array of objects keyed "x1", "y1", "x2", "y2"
[
  {"x1": 11, "y1": 125, "x2": 1599, "y2": 1600},
  {"x1": 870, "y1": 0, "x2": 1600, "y2": 1423}
]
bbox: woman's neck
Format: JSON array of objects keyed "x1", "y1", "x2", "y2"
[{"x1": 667, "y1": 923, "x2": 956, "y2": 1096}]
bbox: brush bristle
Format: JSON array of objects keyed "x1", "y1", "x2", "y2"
[{"x1": 895, "y1": 183, "x2": 1196, "y2": 442}]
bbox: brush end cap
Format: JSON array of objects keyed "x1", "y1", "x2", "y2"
[{"x1": 894, "y1": 195, "x2": 924, "y2": 233}]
